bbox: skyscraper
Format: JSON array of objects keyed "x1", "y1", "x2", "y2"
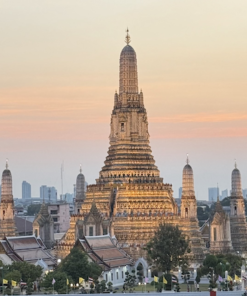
[
  {"x1": 178, "y1": 187, "x2": 182, "y2": 199},
  {"x1": 40, "y1": 186, "x2": 57, "y2": 202},
  {"x1": 221, "y1": 189, "x2": 228, "y2": 200},
  {"x1": 208, "y1": 187, "x2": 219, "y2": 202},
  {"x1": 243, "y1": 189, "x2": 247, "y2": 199},
  {"x1": 22, "y1": 181, "x2": 31, "y2": 199}
]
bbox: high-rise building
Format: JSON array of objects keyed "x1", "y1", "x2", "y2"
[
  {"x1": 178, "y1": 187, "x2": 182, "y2": 199},
  {"x1": 243, "y1": 189, "x2": 247, "y2": 199},
  {"x1": 221, "y1": 189, "x2": 228, "y2": 200},
  {"x1": 22, "y1": 181, "x2": 31, "y2": 200},
  {"x1": 0, "y1": 185, "x2": 1, "y2": 197},
  {"x1": 208, "y1": 187, "x2": 219, "y2": 202},
  {"x1": 40, "y1": 186, "x2": 57, "y2": 202}
]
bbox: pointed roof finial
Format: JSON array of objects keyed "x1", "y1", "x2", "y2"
[
  {"x1": 186, "y1": 154, "x2": 189, "y2": 164},
  {"x1": 80, "y1": 164, "x2": 82, "y2": 174},
  {"x1": 217, "y1": 183, "x2": 220, "y2": 202},
  {"x1": 234, "y1": 159, "x2": 237, "y2": 169},
  {"x1": 125, "y1": 28, "x2": 131, "y2": 45},
  {"x1": 6, "y1": 158, "x2": 8, "y2": 169}
]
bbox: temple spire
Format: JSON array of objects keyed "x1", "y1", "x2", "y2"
[
  {"x1": 125, "y1": 28, "x2": 131, "y2": 45},
  {"x1": 186, "y1": 154, "x2": 189, "y2": 164},
  {"x1": 234, "y1": 159, "x2": 237, "y2": 169},
  {"x1": 80, "y1": 164, "x2": 82, "y2": 174},
  {"x1": 6, "y1": 159, "x2": 8, "y2": 169}
]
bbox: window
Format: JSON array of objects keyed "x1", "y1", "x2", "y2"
[
  {"x1": 103, "y1": 228, "x2": 107, "y2": 235},
  {"x1": 89, "y1": 226, "x2": 94, "y2": 236},
  {"x1": 185, "y1": 208, "x2": 188, "y2": 218},
  {"x1": 50, "y1": 210, "x2": 57, "y2": 215},
  {"x1": 111, "y1": 273, "x2": 113, "y2": 281},
  {"x1": 53, "y1": 217, "x2": 58, "y2": 222},
  {"x1": 234, "y1": 206, "x2": 237, "y2": 215},
  {"x1": 116, "y1": 272, "x2": 118, "y2": 280},
  {"x1": 105, "y1": 274, "x2": 108, "y2": 282},
  {"x1": 122, "y1": 271, "x2": 124, "y2": 279},
  {"x1": 213, "y1": 227, "x2": 217, "y2": 241},
  {"x1": 35, "y1": 229, "x2": 38, "y2": 237},
  {"x1": 121, "y1": 123, "x2": 124, "y2": 131}
]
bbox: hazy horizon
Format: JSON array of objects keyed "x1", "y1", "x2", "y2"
[{"x1": 1, "y1": 0, "x2": 247, "y2": 200}]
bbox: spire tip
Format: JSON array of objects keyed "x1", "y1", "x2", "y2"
[
  {"x1": 125, "y1": 28, "x2": 131, "y2": 45},
  {"x1": 6, "y1": 158, "x2": 8, "y2": 169}
]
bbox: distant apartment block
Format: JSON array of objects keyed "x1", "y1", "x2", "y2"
[
  {"x1": 47, "y1": 203, "x2": 70, "y2": 233},
  {"x1": 22, "y1": 181, "x2": 31, "y2": 199},
  {"x1": 40, "y1": 186, "x2": 57, "y2": 202},
  {"x1": 243, "y1": 189, "x2": 247, "y2": 199},
  {"x1": 208, "y1": 187, "x2": 219, "y2": 202}
]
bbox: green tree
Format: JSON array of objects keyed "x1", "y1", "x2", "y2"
[
  {"x1": 123, "y1": 270, "x2": 136, "y2": 292},
  {"x1": 27, "y1": 204, "x2": 42, "y2": 216},
  {"x1": 145, "y1": 224, "x2": 189, "y2": 272},
  {"x1": 136, "y1": 263, "x2": 144, "y2": 283},
  {"x1": 42, "y1": 271, "x2": 68, "y2": 294},
  {"x1": 8, "y1": 261, "x2": 42, "y2": 283},
  {"x1": 58, "y1": 247, "x2": 102, "y2": 283},
  {"x1": 5, "y1": 270, "x2": 21, "y2": 283}
]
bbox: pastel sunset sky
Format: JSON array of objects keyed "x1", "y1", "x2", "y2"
[{"x1": 0, "y1": 0, "x2": 247, "y2": 200}]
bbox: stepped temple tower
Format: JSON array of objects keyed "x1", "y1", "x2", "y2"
[
  {"x1": 58, "y1": 31, "x2": 204, "y2": 261},
  {"x1": 179, "y1": 157, "x2": 204, "y2": 261},
  {"x1": 229, "y1": 163, "x2": 247, "y2": 254},
  {"x1": 75, "y1": 165, "x2": 86, "y2": 214},
  {"x1": 0, "y1": 161, "x2": 18, "y2": 238}
]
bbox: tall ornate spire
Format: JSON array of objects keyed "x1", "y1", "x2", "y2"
[
  {"x1": 6, "y1": 159, "x2": 8, "y2": 169},
  {"x1": 119, "y1": 29, "x2": 138, "y2": 94},
  {"x1": 125, "y1": 28, "x2": 131, "y2": 45},
  {"x1": 231, "y1": 164, "x2": 242, "y2": 197},
  {"x1": 182, "y1": 157, "x2": 195, "y2": 197},
  {"x1": 80, "y1": 164, "x2": 82, "y2": 174}
]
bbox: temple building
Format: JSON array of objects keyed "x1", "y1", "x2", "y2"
[
  {"x1": 0, "y1": 161, "x2": 17, "y2": 238},
  {"x1": 75, "y1": 165, "x2": 86, "y2": 214},
  {"x1": 75, "y1": 234, "x2": 134, "y2": 287},
  {"x1": 0, "y1": 235, "x2": 56, "y2": 271},
  {"x1": 229, "y1": 163, "x2": 247, "y2": 254},
  {"x1": 33, "y1": 202, "x2": 54, "y2": 249},
  {"x1": 57, "y1": 31, "x2": 204, "y2": 263},
  {"x1": 209, "y1": 195, "x2": 233, "y2": 254}
]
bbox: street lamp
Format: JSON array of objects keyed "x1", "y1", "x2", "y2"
[{"x1": 57, "y1": 259, "x2": 61, "y2": 264}]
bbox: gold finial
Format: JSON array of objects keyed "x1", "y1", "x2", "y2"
[
  {"x1": 80, "y1": 164, "x2": 82, "y2": 174},
  {"x1": 186, "y1": 154, "x2": 189, "y2": 164},
  {"x1": 125, "y1": 28, "x2": 131, "y2": 45},
  {"x1": 6, "y1": 158, "x2": 8, "y2": 169}
]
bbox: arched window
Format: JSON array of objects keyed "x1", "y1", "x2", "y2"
[
  {"x1": 185, "y1": 208, "x2": 188, "y2": 218},
  {"x1": 234, "y1": 206, "x2": 237, "y2": 215}
]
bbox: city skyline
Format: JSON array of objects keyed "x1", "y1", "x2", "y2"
[{"x1": 1, "y1": 1, "x2": 247, "y2": 199}]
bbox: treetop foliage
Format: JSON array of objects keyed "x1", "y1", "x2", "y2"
[{"x1": 145, "y1": 223, "x2": 188, "y2": 272}]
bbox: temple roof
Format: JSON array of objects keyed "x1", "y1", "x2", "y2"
[
  {"x1": 33, "y1": 202, "x2": 53, "y2": 227},
  {"x1": 76, "y1": 234, "x2": 133, "y2": 270},
  {"x1": 0, "y1": 235, "x2": 56, "y2": 267}
]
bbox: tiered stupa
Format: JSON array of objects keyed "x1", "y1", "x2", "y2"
[
  {"x1": 229, "y1": 163, "x2": 247, "y2": 254},
  {"x1": 74, "y1": 165, "x2": 86, "y2": 214},
  {"x1": 179, "y1": 157, "x2": 205, "y2": 261},
  {"x1": 0, "y1": 161, "x2": 18, "y2": 238},
  {"x1": 58, "y1": 31, "x2": 204, "y2": 261}
]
